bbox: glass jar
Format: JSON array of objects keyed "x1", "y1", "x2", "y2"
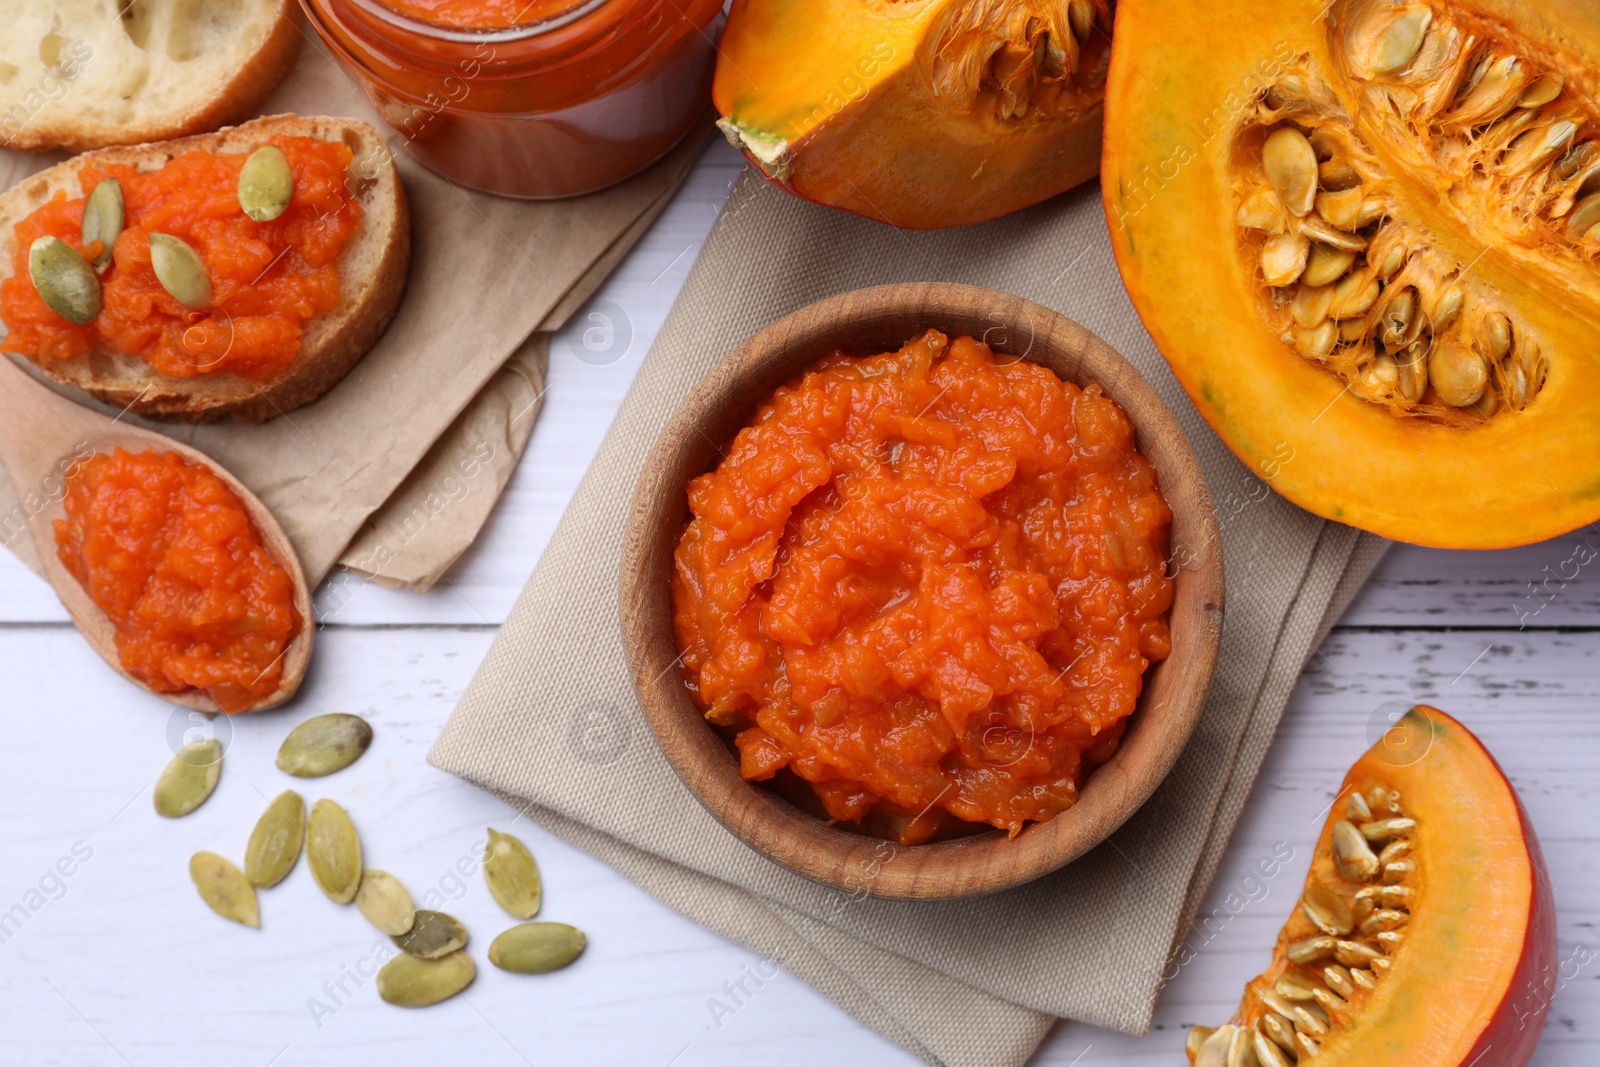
[{"x1": 298, "y1": 0, "x2": 725, "y2": 198}]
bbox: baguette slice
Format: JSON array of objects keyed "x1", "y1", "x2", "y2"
[
  {"x1": 0, "y1": 114, "x2": 410, "y2": 422},
  {"x1": 0, "y1": 0, "x2": 301, "y2": 153}
]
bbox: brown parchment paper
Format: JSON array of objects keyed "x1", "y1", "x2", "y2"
[{"x1": 0, "y1": 35, "x2": 714, "y2": 589}]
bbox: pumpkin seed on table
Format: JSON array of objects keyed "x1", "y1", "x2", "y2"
[
  {"x1": 276, "y1": 713, "x2": 373, "y2": 777},
  {"x1": 244, "y1": 789, "x2": 304, "y2": 888},
  {"x1": 392, "y1": 909, "x2": 467, "y2": 959},
  {"x1": 488, "y1": 923, "x2": 586, "y2": 974},
  {"x1": 81, "y1": 177, "x2": 124, "y2": 272},
  {"x1": 483, "y1": 828, "x2": 541, "y2": 919},
  {"x1": 28, "y1": 237, "x2": 102, "y2": 325},
  {"x1": 149, "y1": 232, "x2": 212, "y2": 310},
  {"x1": 306, "y1": 799, "x2": 362, "y2": 903},
  {"x1": 377, "y1": 950, "x2": 475, "y2": 1007},
  {"x1": 355, "y1": 870, "x2": 416, "y2": 936},
  {"x1": 153, "y1": 739, "x2": 223, "y2": 818},
  {"x1": 237, "y1": 145, "x2": 294, "y2": 223},
  {"x1": 190, "y1": 851, "x2": 259, "y2": 928}
]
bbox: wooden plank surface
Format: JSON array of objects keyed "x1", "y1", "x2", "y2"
[{"x1": 0, "y1": 140, "x2": 1594, "y2": 1065}]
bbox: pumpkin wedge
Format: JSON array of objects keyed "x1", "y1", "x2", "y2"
[
  {"x1": 1104, "y1": 0, "x2": 1600, "y2": 547},
  {"x1": 714, "y1": 0, "x2": 1112, "y2": 229},
  {"x1": 1187, "y1": 705, "x2": 1555, "y2": 1066}
]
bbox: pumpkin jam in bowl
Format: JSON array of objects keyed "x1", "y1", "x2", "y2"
[
  {"x1": 54, "y1": 448, "x2": 305, "y2": 713},
  {"x1": 622, "y1": 285, "x2": 1225, "y2": 900}
]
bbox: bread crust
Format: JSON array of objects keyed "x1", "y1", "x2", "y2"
[
  {"x1": 0, "y1": 114, "x2": 410, "y2": 422},
  {"x1": 0, "y1": 2, "x2": 303, "y2": 154}
]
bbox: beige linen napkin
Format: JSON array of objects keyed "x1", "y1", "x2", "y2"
[
  {"x1": 0, "y1": 36, "x2": 713, "y2": 588},
  {"x1": 428, "y1": 168, "x2": 1391, "y2": 1066}
]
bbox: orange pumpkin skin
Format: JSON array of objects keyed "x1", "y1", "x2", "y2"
[
  {"x1": 713, "y1": 0, "x2": 1111, "y2": 230},
  {"x1": 1190, "y1": 705, "x2": 1557, "y2": 1066},
  {"x1": 1103, "y1": 0, "x2": 1600, "y2": 548}
]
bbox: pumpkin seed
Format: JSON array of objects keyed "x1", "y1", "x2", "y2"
[
  {"x1": 1263, "y1": 127, "x2": 1318, "y2": 217},
  {"x1": 1519, "y1": 72, "x2": 1564, "y2": 109},
  {"x1": 1294, "y1": 1000, "x2": 1331, "y2": 1033},
  {"x1": 1302, "y1": 244, "x2": 1356, "y2": 288},
  {"x1": 483, "y1": 828, "x2": 542, "y2": 920},
  {"x1": 1368, "y1": 784, "x2": 1399, "y2": 814},
  {"x1": 306, "y1": 799, "x2": 361, "y2": 903},
  {"x1": 1359, "y1": 817, "x2": 1417, "y2": 842},
  {"x1": 1396, "y1": 342, "x2": 1429, "y2": 403},
  {"x1": 1374, "y1": 241, "x2": 1406, "y2": 279},
  {"x1": 1370, "y1": 9, "x2": 1431, "y2": 75},
  {"x1": 1300, "y1": 214, "x2": 1367, "y2": 251},
  {"x1": 1292, "y1": 321, "x2": 1338, "y2": 360},
  {"x1": 1452, "y1": 55, "x2": 1527, "y2": 127},
  {"x1": 1262, "y1": 231, "x2": 1310, "y2": 287},
  {"x1": 1370, "y1": 956, "x2": 1393, "y2": 976},
  {"x1": 1376, "y1": 929, "x2": 1406, "y2": 951},
  {"x1": 1483, "y1": 313, "x2": 1513, "y2": 359},
  {"x1": 1377, "y1": 838, "x2": 1412, "y2": 865},
  {"x1": 488, "y1": 922, "x2": 587, "y2": 974},
  {"x1": 238, "y1": 145, "x2": 294, "y2": 223},
  {"x1": 244, "y1": 789, "x2": 304, "y2": 887},
  {"x1": 1187, "y1": 1026, "x2": 1216, "y2": 1062},
  {"x1": 1334, "y1": 939, "x2": 1383, "y2": 967},
  {"x1": 1314, "y1": 186, "x2": 1365, "y2": 231},
  {"x1": 1323, "y1": 964, "x2": 1355, "y2": 999},
  {"x1": 28, "y1": 237, "x2": 102, "y2": 325},
  {"x1": 1312, "y1": 984, "x2": 1351, "y2": 1012},
  {"x1": 1379, "y1": 287, "x2": 1418, "y2": 348},
  {"x1": 1349, "y1": 966, "x2": 1378, "y2": 990},
  {"x1": 1261, "y1": 1013, "x2": 1297, "y2": 1053},
  {"x1": 1566, "y1": 193, "x2": 1600, "y2": 238},
  {"x1": 149, "y1": 233, "x2": 212, "y2": 310},
  {"x1": 1355, "y1": 884, "x2": 1413, "y2": 907},
  {"x1": 1258, "y1": 988, "x2": 1299, "y2": 1020},
  {"x1": 1318, "y1": 158, "x2": 1361, "y2": 191},
  {"x1": 1302, "y1": 885, "x2": 1355, "y2": 936},
  {"x1": 1295, "y1": 1032, "x2": 1321, "y2": 1059},
  {"x1": 1334, "y1": 819, "x2": 1381, "y2": 880},
  {"x1": 276, "y1": 714, "x2": 373, "y2": 777},
  {"x1": 1253, "y1": 1027, "x2": 1293, "y2": 1067},
  {"x1": 1226, "y1": 1027, "x2": 1255, "y2": 1067},
  {"x1": 1329, "y1": 270, "x2": 1379, "y2": 318},
  {"x1": 376, "y1": 949, "x2": 475, "y2": 1007},
  {"x1": 1066, "y1": 0, "x2": 1093, "y2": 40},
  {"x1": 1275, "y1": 973, "x2": 1320, "y2": 1001},
  {"x1": 355, "y1": 869, "x2": 416, "y2": 936},
  {"x1": 1194, "y1": 1024, "x2": 1233, "y2": 1067},
  {"x1": 1292, "y1": 282, "x2": 1334, "y2": 328},
  {"x1": 1430, "y1": 341, "x2": 1487, "y2": 407},
  {"x1": 1287, "y1": 935, "x2": 1337, "y2": 964},
  {"x1": 153, "y1": 739, "x2": 223, "y2": 818},
  {"x1": 1383, "y1": 859, "x2": 1416, "y2": 883},
  {"x1": 81, "y1": 178, "x2": 124, "y2": 273},
  {"x1": 393, "y1": 909, "x2": 467, "y2": 959},
  {"x1": 190, "y1": 851, "x2": 259, "y2": 928},
  {"x1": 1360, "y1": 908, "x2": 1408, "y2": 936}
]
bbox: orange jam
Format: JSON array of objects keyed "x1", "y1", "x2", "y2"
[
  {"x1": 54, "y1": 449, "x2": 301, "y2": 713},
  {"x1": 672, "y1": 331, "x2": 1175, "y2": 844},
  {"x1": 2, "y1": 137, "x2": 361, "y2": 381}
]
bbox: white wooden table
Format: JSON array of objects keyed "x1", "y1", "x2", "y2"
[{"x1": 1, "y1": 140, "x2": 1595, "y2": 1066}]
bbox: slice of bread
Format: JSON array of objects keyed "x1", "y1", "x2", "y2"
[
  {"x1": 0, "y1": 0, "x2": 301, "y2": 153},
  {"x1": 0, "y1": 114, "x2": 410, "y2": 422}
]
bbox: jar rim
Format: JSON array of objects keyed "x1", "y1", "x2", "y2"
[{"x1": 337, "y1": 0, "x2": 615, "y2": 43}]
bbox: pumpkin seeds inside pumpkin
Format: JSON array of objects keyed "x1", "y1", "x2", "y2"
[
  {"x1": 81, "y1": 177, "x2": 124, "y2": 273},
  {"x1": 28, "y1": 237, "x2": 102, "y2": 325},
  {"x1": 1262, "y1": 127, "x2": 1318, "y2": 217},
  {"x1": 149, "y1": 233, "x2": 212, "y2": 310},
  {"x1": 392, "y1": 909, "x2": 467, "y2": 959},
  {"x1": 356, "y1": 870, "x2": 416, "y2": 937},
  {"x1": 306, "y1": 798, "x2": 361, "y2": 903},
  {"x1": 488, "y1": 922, "x2": 587, "y2": 974},
  {"x1": 190, "y1": 851, "x2": 259, "y2": 928},
  {"x1": 483, "y1": 828, "x2": 541, "y2": 920},
  {"x1": 153, "y1": 739, "x2": 223, "y2": 818},
  {"x1": 376, "y1": 949, "x2": 475, "y2": 1007},
  {"x1": 276, "y1": 714, "x2": 373, "y2": 778},
  {"x1": 238, "y1": 145, "x2": 295, "y2": 223},
  {"x1": 245, "y1": 789, "x2": 304, "y2": 887}
]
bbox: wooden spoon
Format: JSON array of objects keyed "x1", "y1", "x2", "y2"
[{"x1": 0, "y1": 357, "x2": 313, "y2": 712}]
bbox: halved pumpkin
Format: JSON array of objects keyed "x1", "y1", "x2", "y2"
[
  {"x1": 713, "y1": 0, "x2": 1111, "y2": 229},
  {"x1": 1104, "y1": 0, "x2": 1600, "y2": 547},
  {"x1": 1187, "y1": 705, "x2": 1555, "y2": 1066}
]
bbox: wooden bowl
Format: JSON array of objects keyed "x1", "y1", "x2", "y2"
[{"x1": 620, "y1": 284, "x2": 1224, "y2": 900}]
